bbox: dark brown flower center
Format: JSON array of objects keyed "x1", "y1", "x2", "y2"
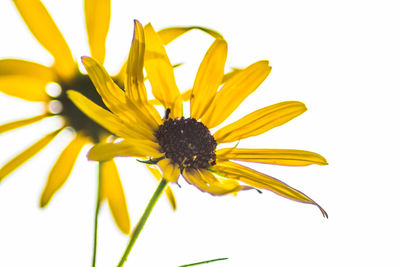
[
  {"x1": 51, "y1": 74, "x2": 109, "y2": 142},
  {"x1": 155, "y1": 117, "x2": 217, "y2": 171}
]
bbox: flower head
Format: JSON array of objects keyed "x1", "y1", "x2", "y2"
[{"x1": 69, "y1": 20, "x2": 328, "y2": 217}]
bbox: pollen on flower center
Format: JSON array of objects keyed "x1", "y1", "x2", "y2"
[{"x1": 155, "y1": 117, "x2": 217, "y2": 170}]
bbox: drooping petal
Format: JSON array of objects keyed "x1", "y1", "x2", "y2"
[
  {"x1": 191, "y1": 40, "x2": 227, "y2": 119},
  {"x1": 158, "y1": 26, "x2": 223, "y2": 45},
  {"x1": 85, "y1": 0, "x2": 110, "y2": 64},
  {"x1": 144, "y1": 23, "x2": 181, "y2": 118},
  {"x1": 88, "y1": 140, "x2": 163, "y2": 161},
  {"x1": 182, "y1": 168, "x2": 250, "y2": 196},
  {"x1": 157, "y1": 158, "x2": 180, "y2": 182},
  {"x1": 216, "y1": 148, "x2": 328, "y2": 166},
  {"x1": 213, "y1": 101, "x2": 307, "y2": 143},
  {"x1": 13, "y1": 0, "x2": 75, "y2": 79},
  {"x1": 0, "y1": 75, "x2": 49, "y2": 102},
  {"x1": 212, "y1": 161, "x2": 327, "y2": 217},
  {"x1": 0, "y1": 129, "x2": 62, "y2": 182},
  {"x1": 0, "y1": 114, "x2": 48, "y2": 134},
  {"x1": 67, "y1": 90, "x2": 148, "y2": 139},
  {"x1": 100, "y1": 160, "x2": 131, "y2": 234},
  {"x1": 146, "y1": 165, "x2": 177, "y2": 210},
  {"x1": 40, "y1": 132, "x2": 89, "y2": 207},
  {"x1": 0, "y1": 59, "x2": 55, "y2": 81},
  {"x1": 201, "y1": 61, "x2": 272, "y2": 128}
]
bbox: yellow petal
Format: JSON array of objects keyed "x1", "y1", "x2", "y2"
[
  {"x1": 214, "y1": 101, "x2": 307, "y2": 143},
  {"x1": 40, "y1": 132, "x2": 88, "y2": 207},
  {"x1": 13, "y1": 0, "x2": 75, "y2": 79},
  {"x1": 183, "y1": 168, "x2": 249, "y2": 196},
  {"x1": 126, "y1": 20, "x2": 147, "y2": 103},
  {"x1": 88, "y1": 140, "x2": 163, "y2": 161},
  {"x1": 0, "y1": 114, "x2": 48, "y2": 134},
  {"x1": 0, "y1": 75, "x2": 49, "y2": 102},
  {"x1": 157, "y1": 26, "x2": 223, "y2": 45},
  {"x1": 216, "y1": 148, "x2": 328, "y2": 166},
  {"x1": 0, "y1": 129, "x2": 61, "y2": 182},
  {"x1": 157, "y1": 158, "x2": 180, "y2": 182},
  {"x1": 213, "y1": 161, "x2": 327, "y2": 217},
  {"x1": 201, "y1": 61, "x2": 272, "y2": 128},
  {"x1": 85, "y1": 0, "x2": 110, "y2": 64},
  {"x1": 81, "y1": 56, "x2": 127, "y2": 114},
  {"x1": 191, "y1": 40, "x2": 227, "y2": 119},
  {"x1": 221, "y1": 68, "x2": 242, "y2": 83},
  {"x1": 67, "y1": 90, "x2": 148, "y2": 139},
  {"x1": 146, "y1": 165, "x2": 177, "y2": 210},
  {"x1": 0, "y1": 59, "x2": 55, "y2": 82},
  {"x1": 126, "y1": 21, "x2": 162, "y2": 128},
  {"x1": 144, "y1": 23, "x2": 181, "y2": 117},
  {"x1": 100, "y1": 160, "x2": 131, "y2": 234},
  {"x1": 81, "y1": 56, "x2": 158, "y2": 132}
]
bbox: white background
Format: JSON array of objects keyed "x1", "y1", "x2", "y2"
[{"x1": 1, "y1": 0, "x2": 400, "y2": 266}]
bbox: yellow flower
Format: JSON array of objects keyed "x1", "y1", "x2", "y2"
[
  {"x1": 0, "y1": 0, "x2": 221, "y2": 233},
  {"x1": 69, "y1": 21, "x2": 328, "y2": 217}
]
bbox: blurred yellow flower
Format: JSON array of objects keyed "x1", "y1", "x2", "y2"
[
  {"x1": 0, "y1": 0, "x2": 221, "y2": 234},
  {"x1": 70, "y1": 20, "x2": 328, "y2": 217}
]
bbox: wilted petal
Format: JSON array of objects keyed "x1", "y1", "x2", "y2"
[
  {"x1": 182, "y1": 168, "x2": 250, "y2": 196},
  {"x1": 212, "y1": 161, "x2": 327, "y2": 217}
]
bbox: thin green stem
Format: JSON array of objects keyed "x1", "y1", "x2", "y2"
[
  {"x1": 92, "y1": 162, "x2": 102, "y2": 267},
  {"x1": 178, "y1": 257, "x2": 229, "y2": 267},
  {"x1": 117, "y1": 178, "x2": 168, "y2": 267}
]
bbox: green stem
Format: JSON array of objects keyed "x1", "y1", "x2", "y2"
[
  {"x1": 92, "y1": 162, "x2": 102, "y2": 267},
  {"x1": 117, "y1": 178, "x2": 168, "y2": 267}
]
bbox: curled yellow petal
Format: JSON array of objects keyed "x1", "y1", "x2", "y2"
[
  {"x1": 85, "y1": 0, "x2": 110, "y2": 64},
  {"x1": 100, "y1": 160, "x2": 131, "y2": 234},
  {"x1": 88, "y1": 140, "x2": 163, "y2": 161},
  {"x1": 0, "y1": 114, "x2": 48, "y2": 134},
  {"x1": 144, "y1": 23, "x2": 181, "y2": 117},
  {"x1": 214, "y1": 101, "x2": 306, "y2": 143},
  {"x1": 191, "y1": 40, "x2": 227, "y2": 119},
  {"x1": 202, "y1": 61, "x2": 272, "y2": 128},
  {"x1": 40, "y1": 132, "x2": 89, "y2": 207},
  {"x1": 0, "y1": 129, "x2": 61, "y2": 182},
  {"x1": 158, "y1": 26, "x2": 223, "y2": 45},
  {"x1": 157, "y1": 158, "x2": 180, "y2": 182},
  {"x1": 13, "y1": 0, "x2": 75, "y2": 79},
  {"x1": 183, "y1": 168, "x2": 250, "y2": 196},
  {"x1": 126, "y1": 21, "x2": 162, "y2": 129},
  {"x1": 212, "y1": 161, "x2": 327, "y2": 217},
  {"x1": 126, "y1": 20, "x2": 147, "y2": 103},
  {"x1": 216, "y1": 148, "x2": 328, "y2": 166}
]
